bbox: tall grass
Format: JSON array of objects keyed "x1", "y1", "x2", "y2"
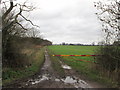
[{"x1": 2, "y1": 47, "x2": 45, "y2": 85}]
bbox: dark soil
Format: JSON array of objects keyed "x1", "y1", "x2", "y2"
[{"x1": 3, "y1": 49, "x2": 106, "y2": 88}]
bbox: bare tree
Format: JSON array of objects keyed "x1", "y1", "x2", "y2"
[
  {"x1": 2, "y1": 0, "x2": 39, "y2": 43},
  {"x1": 1, "y1": 0, "x2": 40, "y2": 61},
  {"x1": 94, "y1": 0, "x2": 120, "y2": 44},
  {"x1": 95, "y1": 1, "x2": 120, "y2": 85},
  {"x1": 2, "y1": 0, "x2": 39, "y2": 32},
  {"x1": 25, "y1": 27, "x2": 42, "y2": 38}
]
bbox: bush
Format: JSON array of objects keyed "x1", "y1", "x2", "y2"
[
  {"x1": 96, "y1": 46, "x2": 120, "y2": 71},
  {"x1": 96, "y1": 45, "x2": 120, "y2": 86}
]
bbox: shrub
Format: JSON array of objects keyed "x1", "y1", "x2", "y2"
[{"x1": 96, "y1": 46, "x2": 120, "y2": 86}]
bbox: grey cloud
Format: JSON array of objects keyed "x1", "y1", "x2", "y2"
[{"x1": 25, "y1": 0, "x2": 102, "y2": 44}]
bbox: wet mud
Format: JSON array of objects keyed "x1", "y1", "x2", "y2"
[{"x1": 3, "y1": 49, "x2": 105, "y2": 88}]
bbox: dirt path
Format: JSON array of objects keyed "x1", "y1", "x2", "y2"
[
  {"x1": 23, "y1": 49, "x2": 74, "y2": 88},
  {"x1": 59, "y1": 60, "x2": 105, "y2": 88},
  {"x1": 3, "y1": 49, "x2": 105, "y2": 88}
]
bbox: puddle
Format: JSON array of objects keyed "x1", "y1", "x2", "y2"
[
  {"x1": 40, "y1": 75, "x2": 49, "y2": 81},
  {"x1": 28, "y1": 74, "x2": 49, "y2": 85},
  {"x1": 55, "y1": 79, "x2": 60, "y2": 82},
  {"x1": 63, "y1": 76, "x2": 77, "y2": 83},
  {"x1": 62, "y1": 65, "x2": 72, "y2": 69},
  {"x1": 26, "y1": 74, "x2": 91, "y2": 88},
  {"x1": 61, "y1": 76, "x2": 91, "y2": 88},
  {"x1": 79, "y1": 80, "x2": 87, "y2": 85},
  {"x1": 27, "y1": 72, "x2": 91, "y2": 88}
]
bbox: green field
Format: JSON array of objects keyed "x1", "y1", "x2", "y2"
[
  {"x1": 48, "y1": 45, "x2": 98, "y2": 62},
  {"x1": 48, "y1": 45, "x2": 114, "y2": 87},
  {"x1": 48, "y1": 45, "x2": 99, "y2": 76}
]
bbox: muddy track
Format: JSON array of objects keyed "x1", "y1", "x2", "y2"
[
  {"x1": 3, "y1": 49, "x2": 105, "y2": 88},
  {"x1": 58, "y1": 58, "x2": 105, "y2": 88},
  {"x1": 24, "y1": 49, "x2": 74, "y2": 88}
]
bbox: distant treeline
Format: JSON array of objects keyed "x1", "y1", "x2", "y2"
[{"x1": 53, "y1": 41, "x2": 120, "y2": 46}]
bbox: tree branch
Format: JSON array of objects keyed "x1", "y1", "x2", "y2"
[
  {"x1": 20, "y1": 14, "x2": 40, "y2": 28},
  {"x1": 2, "y1": 0, "x2": 14, "y2": 20},
  {"x1": 16, "y1": 22, "x2": 28, "y2": 31}
]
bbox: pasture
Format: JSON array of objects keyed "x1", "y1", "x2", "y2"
[
  {"x1": 48, "y1": 45, "x2": 103, "y2": 81},
  {"x1": 48, "y1": 45, "x2": 98, "y2": 63}
]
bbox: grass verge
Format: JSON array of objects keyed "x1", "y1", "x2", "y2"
[
  {"x1": 2, "y1": 47, "x2": 45, "y2": 86},
  {"x1": 47, "y1": 48, "x2": 65, "y2": 77}
]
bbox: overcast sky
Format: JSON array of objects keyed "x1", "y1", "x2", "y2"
[{"x1": 21, "y1": 0, "x2": 103, "y2": 44}]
